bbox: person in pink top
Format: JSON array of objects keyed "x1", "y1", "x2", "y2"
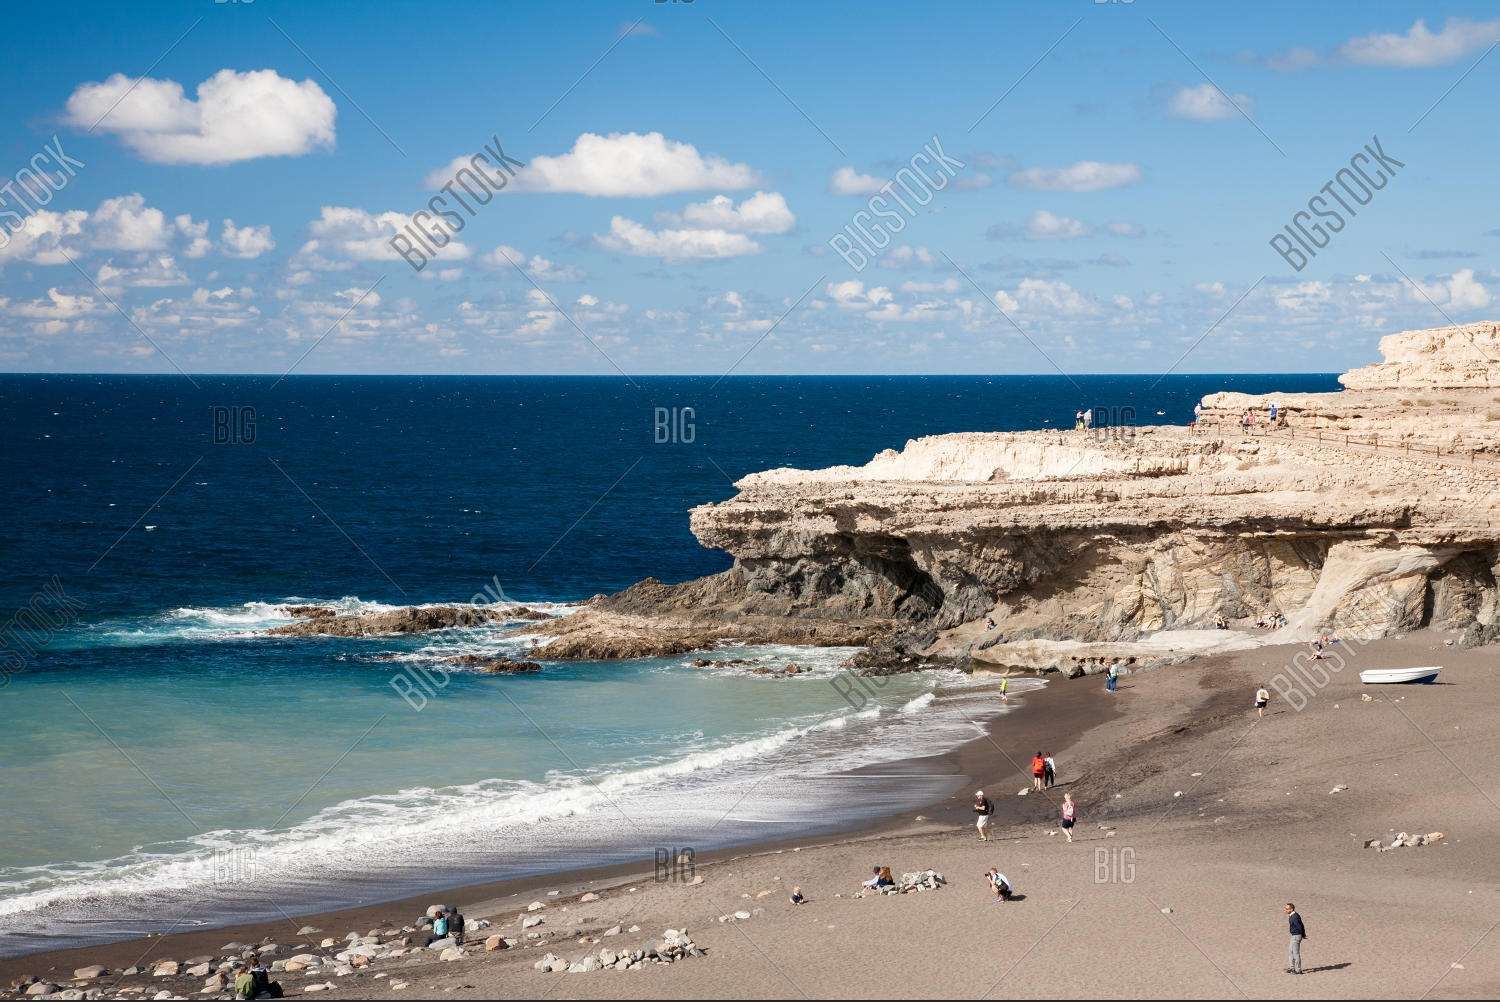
[{"x1": 1060, "y1": 792, "x2": 1077, "y2": 843}]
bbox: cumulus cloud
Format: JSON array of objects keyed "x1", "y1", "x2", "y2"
[
  {"x1": 993, "y1": 278, "x2": 1096, "y2": 316},
  {"x1": 96, "y1": 254, "x2": 188, "y2": 291},
  {"x1": 301, "y1": 206, "x2": 470, "y2": 265},
  {"x1": 1256, "y1": 18, "x2": 1500, "y2": 70},
  {"x1": 1339, "y1": 17, "x2": 1500, "y2": 67},
  {"x1": 0, "y1": 195, "x2": 214, "y2": 266},
  {"x1": 655, "y1": 191, "x2": 795, "y2": 234},
  {"x1": 825, "y1": 280, "x2": 893, "y2": 310},
  {"x1": 1025, "y1": 210, "x2": 1089, "y2": 240},
  {"x1": 1008, "y1": 161, "x2": 1142, "y2": 192},
  {"x1": 505, "y1": 132, "x2": 760, "y2": 196},
  {"x1": 1414, "y1": 268, "x2": 1491, "y2": 311},
  {"x1": 65, "y1": 69, "x2": 336, "y2": 165},
  {"x1": 595, "y1": 217, "x2": 761, "y2": 260},
  {"x1": 484, "y1": 244, "x2": 584, "y2": 282},
  {"x1": 1168, "y1": 83, "x2": 1254, "y2": 121},
  {"x1": 828, "y1": 166, "x2": 886, "y2": 196},
  {"x1": 220, "y1": 220, "x2": 275, "y2": 259}
]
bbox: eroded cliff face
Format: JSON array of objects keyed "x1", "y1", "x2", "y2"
[{"x1": 533, "y1": 323, "x2": 1500, "y2": 668}]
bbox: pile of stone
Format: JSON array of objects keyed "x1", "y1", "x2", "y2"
[
  {"x1": 1364, "y1": 831, "x2": 1445, "y2": 851},
  {"x1": 891, "y1": 869, "x2": 946, "y2": 893},
  {"x1": 3, "y1": 907, "x2": 510, "y2": 1002},
  {"x1": 533, "y1": 928, "x2": 704, "y2": 974}
]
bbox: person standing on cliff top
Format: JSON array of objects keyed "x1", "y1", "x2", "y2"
[{"x1": 974, "y1": 790, "x2": 994, "y2": 841}]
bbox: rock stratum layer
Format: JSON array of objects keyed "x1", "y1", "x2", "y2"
[{"x1": 532, "y1": 322, "x2": 1500, "y2": 669}]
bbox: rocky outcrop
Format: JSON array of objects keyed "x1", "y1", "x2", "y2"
[
  {"x1": 530, "y1": 322, "x2": 1500, "y2": 667},
  {"x1": 269, "y1": 605, "x2": 511, "y2": 637}
]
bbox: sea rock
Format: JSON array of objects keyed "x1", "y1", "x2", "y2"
[
  {"x1": 183, "y1": 962, "x2": 211, "y2": 977},
  {"x1": 24, "y1": 984, "x2": 57, "y2": 997},
  {"x1": 150, "y1": 962, "x2": 179, "y2": 977},
  {"x1": 72, "y1": 966, "x2": 107, "y2": 980},
  {"x1": 269, "y1": 605, "x2": 507, "y2": 638}
]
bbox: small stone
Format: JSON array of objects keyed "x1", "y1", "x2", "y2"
[
  {"x1": 72, "y1": 966, "x2": 107, "y2": 980},
  {"x1": 527, "y1": 901, "x2": 545, "y2": 911},
  {"x1": 522, "y1": 915, "x2": 544, "y2": 929},
  {"x1": 579, "y1": 892, "x2": 600, "y2": 902},
  {"x1": 484, "y1": 934, "x2": 508, "y2": 951},
  {"x1": 440, "y1": 946, "x2": 465, "y2": 961}
]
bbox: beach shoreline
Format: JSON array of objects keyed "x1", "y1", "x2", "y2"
[
  {"x1": 7, "y1": 629, "x2": 1498, "y2": 998},
  {"x1": 0, "y1": 667, "x2": 1111, "y2": 977}
]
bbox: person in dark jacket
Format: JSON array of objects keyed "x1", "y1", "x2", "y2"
[{"x1": 1284, "y1": 903, "x2": 1307, "y2": 974}]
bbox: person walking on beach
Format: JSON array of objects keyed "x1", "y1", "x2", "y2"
[
  {"x1": 999, "y1": 675, "x2": 1009, "y2": 702},
  {"x1": 974, "y1": 789, "x2": 994, "y2": 840},
  {"x1": 1043, "y1": 753, "x2": 1056, "y2": 789},
  {"x1": 1060, "y1": 792, "x2": 1077, "y2": 843},
  {"x1": 1105, "y1": 662, "x2": 1118, "y2": 692},
  {"x1": 1255, "y1": 685, "x2": 1271, "y2": 718},
  {"x1": 1285, "y1": 903, "x2": 1308, "y2": 974},
  {"x1": 1030, "y1": 751, "x2": 1046, "y2": 792}
]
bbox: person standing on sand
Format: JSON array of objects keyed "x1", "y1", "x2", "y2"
[
  {"x1": 1043, "y1": 753, "x2": 1056, "y2": 788},
  {"x1": 1255, "y1": 685, "x2": 1271, "y2": 718},
  {"x1": 1060, "y1": 792, "x2": 1077, "y2": 843},
  {"x1": 974, "y1": 789, "x2": 994, "y2": 840},
  {"x1": 1105, "y1": 662, "x2": 1118, "y2": 692},
  {"x1": 999, "y1": 676, "x2": 1009, "y2": 702},
  {"x1": 1030, "y1": 751, "x2": 1046, "y2": 792},
  {"x1": 1285, "y1": 903, "x2": 1308, "y2": 974}
]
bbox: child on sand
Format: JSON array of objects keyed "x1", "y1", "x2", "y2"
[
  {"x1": 974, "y1": 789, "x2": 994, "y2": 840},
  {"x1": 1060, "y1": 792, "x2": 1077, "y2": 843},
  {"x1": 789, "y1": 885, "x2": 806, "y2": 905},
  {"x1": 1255, "y1": 686, "x2": 1270, "y2": 717}
]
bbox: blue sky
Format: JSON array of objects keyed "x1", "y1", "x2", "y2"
[{"x1": 2, "y1": 0, "x2": 1498, "y2": 375}]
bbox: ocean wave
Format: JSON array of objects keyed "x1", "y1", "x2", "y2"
[{"x1": 69, "y1": 597, "x2": 577, "y2": 649}]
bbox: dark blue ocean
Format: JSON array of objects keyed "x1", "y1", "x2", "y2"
[{"x1": 0, "y1": 373, "x2": 1339, "y2": 955}]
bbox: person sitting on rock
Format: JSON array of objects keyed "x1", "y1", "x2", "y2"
[
  {"x1": 248, "y1": 957, "x2": 282, "y2": 1000},
  {"x1": 233, "y1": 965, "x2": 256, "y2": 1001},
  {"x1": 448, "y1": 908, "x2": 466, "y2": 945}
]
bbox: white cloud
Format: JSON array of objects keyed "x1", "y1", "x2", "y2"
[
  {"x1": 1413, "y1": 268, "x2": 1491, "y2": 311},
  {"x1": 176, "y1": 215, "x2": 212, "y2": 258},
  {"x1": 656, "y1": 191, "x2": 794, "y2": 234},
  {"x1": 65, "y1": 69, "x2": 336, "y2": 165},
  {"x1": 505, "y1": 132, "x2": 760, "y2": 196},
  {"x1": 14, "y1": 287, "x2": 101, "y2": 321},
  {"x1": 1026, "y1": 210, "x2": 1089, "y2": 240},
  {"x1": 89, "y1": 194, "x2": 171, "y2": 251},
  {"x1": 484, "y1": 244, "x2": 584, "y2": 282},
  {"x1": 828, "y1": 166, "x2": 885, "y2": 196},
  {"x1": 595, "y1": 216, "x2": 761, "y2": 260},
  {"x1": 1339, "y1": 17, "x2": 1500, "y2": 68},
  {"x1": 221, "y1": 220, "x2": 275, "y2": 259},
  {"x1": 879, "y1": 245, "x2": 939, "y2": 269},
  {"x1": 96, "y1": 254, "x2": 188, "y2": 291},
  {"x1": 994, "y1": 278, "x2": 1096, "y2": 316},
  {"x1": 1008, "y1": 161, "x2": 1142, "y2": 192},
  {"x1": 826, "y1": 280, "x2": 893, "y2": 310},
  {"x1": 303, "y1": 206, "x2": 471, "y2": 264},
  {"x1": 1168, "y1": 83, "x2": 1254, "y2": 122}
]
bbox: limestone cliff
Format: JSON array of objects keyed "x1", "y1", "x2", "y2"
[{"x1": 533, "y1": 323, "x2": 1500, "y2": 669}]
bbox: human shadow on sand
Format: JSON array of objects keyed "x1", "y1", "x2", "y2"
[{"x1": 1301, "y1": 962, "x2": 1352, "y2": 974}]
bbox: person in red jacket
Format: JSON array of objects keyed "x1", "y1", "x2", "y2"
[{"x1": 1030, "y1": 752, "x2": 1046, "y2": 792}]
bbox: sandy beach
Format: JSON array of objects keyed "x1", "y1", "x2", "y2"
[{"x1": 7, "y1": 627, "x2": 1496, "y2": 999}]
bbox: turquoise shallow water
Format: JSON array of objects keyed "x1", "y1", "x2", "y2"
[{"x1": 0, "y1": 373, "x2": 1341, "y2": 954}]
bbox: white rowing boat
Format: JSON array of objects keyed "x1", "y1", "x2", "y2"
[{"x1": 1359, "y1": 666, "x2": 1441, "y2": 685}]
